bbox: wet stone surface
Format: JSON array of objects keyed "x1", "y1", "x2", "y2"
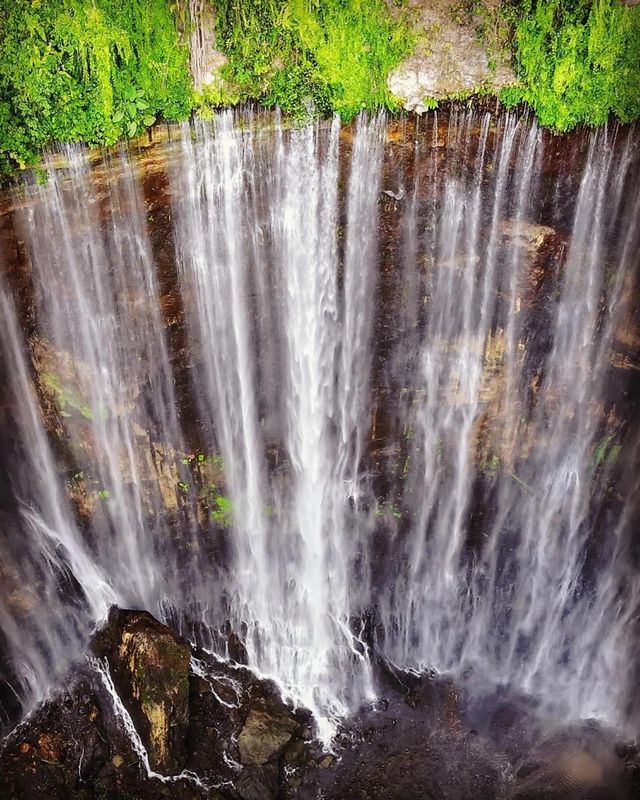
[{"x1": 0, "y1": 610, "x2": 638, "y2": 800}]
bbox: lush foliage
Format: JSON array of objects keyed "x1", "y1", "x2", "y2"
[
  {"x1": 210, "y1": 0, "x2": 412, "y2": 118},
  {"x1": 0, "y1": 0, "x2": 191, "y2": 173},
  {"x1": 1, "y1": 0, "x2": 640, "y2": 174},
  {"x1": 504, "y1": 0, "x2": 640, "y2": 130}
]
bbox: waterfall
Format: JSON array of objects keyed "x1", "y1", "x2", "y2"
[{"x1": 0, "y1": 108, "x2": 639, "y2": 741}]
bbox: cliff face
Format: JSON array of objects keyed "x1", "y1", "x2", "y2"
[
  {"x1": 387, "y1": 0, "x2": 517, "y2": 112},
  {"x1": 0, "y1": 107, "x2": 639, "y2": 799}
]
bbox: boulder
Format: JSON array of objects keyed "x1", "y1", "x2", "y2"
[
  {"x1": 236, "y1": 763, "x2": 279, "y2": 800},
  {"x1": 238, "y1": 703, "x2": 299, "y2": 766},
  {"x1": 94, "y1": 608, "x2": 191, "y2": 774}
]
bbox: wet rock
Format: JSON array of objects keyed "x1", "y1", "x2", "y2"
[
  {"x1": 500, "y1": 220, "x2": 556, "y2": 254},
  {"x1": 238, "y1": 704, "x2": 300, "y2": 765},
  {"x1": 236, "y1": 762, "x2": 279, "y2": 800},
  {"x1": 0, "y1": 677, "x2": 111, "y2": 800},
  {"x1": 93, "y1": 607, "x2": 191, "y2": 773},
  {"x1": 509, "y1": 722, "x2": 634, "y2": 799},
  {"x1": 228, "y1": 630, "x2": 249, "y2": 664}
]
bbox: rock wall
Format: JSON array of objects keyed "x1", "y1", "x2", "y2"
[{"x1": 387, "y1": 0, "x2": 517, "y2": 112}]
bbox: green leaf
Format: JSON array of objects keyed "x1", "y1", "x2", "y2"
[
  {"x1": 127, "y1": 121, "x2": 137, "y2": 138},
  {"x1": 136, "y1": 98, "x2": 149, "y2": 109},
  {"x1": 142, "y1": 115, "x2": 156, "y2": 127},
  {"x1": 112, "y1": 109, "x2": 125, "y2": 123},
  {"x1": 593, "y1": 434, "x2": 613, "y2": 467}
]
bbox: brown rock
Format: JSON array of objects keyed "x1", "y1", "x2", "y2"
[
  {"x1": 37, "y1": 733, "x2": 60, "y2": 761},
  {"x1": 94, "y1": 609, "x2": 191, "y2": 774},
  {"x1": 238, "y1": 706, "x2": 299, "y2": 766}
]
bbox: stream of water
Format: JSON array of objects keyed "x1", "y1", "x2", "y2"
[{"x1": 0, "y1": 108, "x2": 639, "y2": 741}]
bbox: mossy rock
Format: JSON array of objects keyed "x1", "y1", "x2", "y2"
[{"x1": 93, "y1": 608, "x2": 190, "y2": 774}]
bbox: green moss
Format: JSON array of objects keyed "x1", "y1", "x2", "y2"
[
  {"x1": 593, "y1": 433, "x2": 622, "y2": 468},
  {"x1": 375, "y1": 500, "x2": 402, "y2": 520},
  {"x1": 213, "y1": 0, "x2": 413, "y2": 119},
  {"x1": 0, "y1": 0, "x2": 190, "y2": 173},
  {"x1": 508, "y1": 0, "x2": 640, "y2": 130},
  {"x1": 481, "y1": 452, "x2": 502, "y2": 477},
  {"x1": 2, "y1": 0, "x2": 639, "y2": 174}
]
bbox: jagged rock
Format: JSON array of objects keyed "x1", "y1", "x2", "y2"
[
  {"x1": 238, "y1": 704, "x2": 299, "y2": 766},
  {"x1": 94, "y1": 608, "x2": 191, "y2": 774},
  {"x1": 228, "y1": 630, "x2": 249, "y2": 664}
]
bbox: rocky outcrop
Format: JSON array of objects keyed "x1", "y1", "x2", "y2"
[
  {"x1": 0, "y1": 610, "x2": 638, "y2": 800},
  {"x1": 387, "y1": 0, "x2": 517, "y2": 112},
  {"x1": 93, "y1": 608, "x2": 191, "y2": 773}
]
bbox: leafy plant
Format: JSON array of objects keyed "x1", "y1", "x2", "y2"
[
  {"x1": 0, "y1": 0, "x2": 190, "y2": 173},
  {"x1": 210, "y1": 495, "x2": 233, "y2": 527},
  {"x1": 113, "y1": 85, "x2": 156, "y2": 138},
  {"x1": 213, "y1": 0, "x2": 413, "y2": 119}
]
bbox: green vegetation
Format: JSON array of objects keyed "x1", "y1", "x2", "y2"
[
  {"x1": 593, "y1": 433, "x2": 621, "y2": 468},
  {"x1": 1, "y1": 0, "x2": 639, "y2": 174},
  {"x1": 41, "y1": 372, "x2": 95, "y2": 420},
  {"x1": 375, "y1": 500, "x2": 402, "y2": 520},
  {"x1": 209, "y1": 0, "x2": 413, "y2": 117},
  {"x1": 0, "y1": 0, "x2": 190, "y2": 173},
  {"x1": 504, "y1": 0, "x2": 640, "y2": 130},
  {"x1": 210, "y1": 494, "x2": 233, "y2": 527},
  {"x1": 180, "y1": 452, "x2": 224, "y2": 470},
  {"x1": 0, "y1": 0, "x2": 410, "y2": 174},
  {"x1": 481, "y1": 452, "x2": 502, "y2": 477}
]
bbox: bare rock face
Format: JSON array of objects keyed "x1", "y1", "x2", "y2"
[
  {"x1": 94, "y1": 608, "x2": 191, "y2": 773},
  {"x1": 388, "y1": 0, "x2": 517, "y2": 112},
  {"x1": 182, "y1": 0, "x2": 229, "y2": 93},
  {"x1": 239, "y1": 703, "x2": 300, "y2": 766}
]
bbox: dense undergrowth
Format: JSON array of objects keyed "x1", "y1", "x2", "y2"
[
  {"x1": 207, "y1": 0, "x2": 412, "y2": 117},
  {"x1": 505, "y1": 0, "x2": 640, "y2": 130},
  {"x1": 0, "y1": 0, "x2": 639, "y2": 175},
  {"x1": 0, "y1": 0, "x2": 191, "y2": 174}
]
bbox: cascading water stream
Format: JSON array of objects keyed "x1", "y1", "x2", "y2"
[{"x1": 0, "y1": 108, "x2": 639, "y2": 745}]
